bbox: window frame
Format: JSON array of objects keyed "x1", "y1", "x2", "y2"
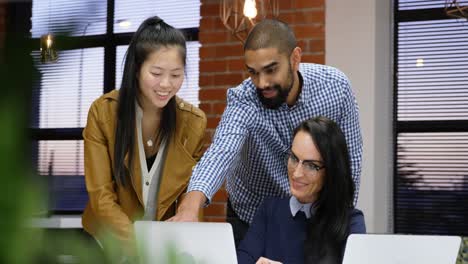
[
  {"x1": 393, "y1": 1, "x2": 468, "y2": 234},
  {"x1": 30, "y1": 0, "x2": 199, "y2": 214}
]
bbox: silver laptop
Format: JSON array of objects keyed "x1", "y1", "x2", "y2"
[
  {"x1": 134, "y1": 221, "x2": 237, "y2": 264},
  {"x1": 343, "y1": 234, "x2": 462, "y2": 264}
]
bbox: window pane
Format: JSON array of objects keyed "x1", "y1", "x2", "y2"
[
  {"x1": 31, "y1": 0, "x2": 107, "y2": 37},
  {"x1": 398, "y1": 0, "x2": 468, "y2": 10},
  {"x1": 36, "y1": 140, "x2": 87, "y2": 212},
  {"x1": 397, "y1": 19, "x2": 468, "y2": 121},
  {"x1": 116, "y1": 42, "x2": 200, "y2": 106},
  {"x1": 37, "y1": 140, "x2": 83, "y2": 176},
  {"x1": 114, "y1": 0, "x2": 200, "y2": 33},
  {"x1": 32, "y1": 48, "x2": 104, "y2": 128},
  {"x1": 396, "y1": 132, "x2": 468, "y2": 235}
]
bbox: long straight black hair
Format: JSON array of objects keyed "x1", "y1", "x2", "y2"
[
  {"x1": 292, "y1": 116, "x2": 355, "y2": 263},
  {"x1": 113, "y1": 16, "x2": 187, "y2": 186}
]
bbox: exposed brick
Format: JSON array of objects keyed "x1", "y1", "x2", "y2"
[
  {"x1": 203, "y1": 203, "x2": 226, "y2": 216},
  {"x1": 296, "y1": 0, "x2": 324, "y2": 9},
  {"x1": 277, "y1": 11, "x2": 290, "y2": 24},
  {"x1": 199, "y1": 74, "x2": 215, "y2": 87},
  {"x1": 200, "y1": 17, "x2": 216, "y2": 32},
  {"x1": 293, "y1": 24, "x2": 324, "y2": 39},
  {"x1": 202, "y1": 0, "x2": 219, "y2": 3},
  {"x1": 301, "y1": 54, "x2": 325, "y2": 64},
  {"x1": 199, "y1": 103, "x2": 212, "y2": 113},
  {"x1": 308, "y1": 39, "x2": 325, "y2": 53},
  {"x1": 215, "y1": 44, "x2": 243, "y2": 58},
  {"x1": 280, "y1": 10, "x2": 324, "y2": 25},
  {"x1": 213, "y1": 103, "x2": 226, "y2": 115},
  {"x1": 293, "y1": 10, "x2": 325, "y2": 24},
  {"x1": 227, "y1": 59, "x2": 245, "y2": 72},
  {"x1": 212, "y1": 188, "x2": 228, "y2": 202},
  {"x1": 213, "y1": 17, "x2": 227, "y2": 30},
  {"x1": 200, "y1": 60, "x2": 228, "y2": 73},
  {"x1": 207, "y1": 116, "x2": 221, "y2": 129},
  {"x1": 201, "y1": 2, "x2": 220, "y2": 17},
  {"x1": 204, "y1": 132, "x2": 213, "y2": 144},
  {"x1": 297, "y1": 40, "x2": 308, "y2": 51},
  {"x1": 200, "y1": 47, "x2": 217, "y2": 59},
  {"x1": 213, "y1": 73, "x2": 243, "y2": 86},
  {"x1": 199, "y1": 31, "x2": 231, "y2": 44},
  {"x1": 203, "y1": 216, "x2": 226, "y2": 222},
  {"x1": 279, "y1": 0, "x2": 294, "y2": 9},
  {"x1": 199, "y1": 88, "x2": 227, "y2": 101}
]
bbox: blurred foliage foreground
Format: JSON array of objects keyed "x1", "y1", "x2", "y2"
[
  {"x1": 1, "y1": 31, "x2": 466, "y2": 262},
  {"x1": 0, "y1": 22, "x2": 112, "y2": 264},
  {"x1": 0, "y1": 4, "x2": 466, "y2": 264},
  {"x1": 0, "y1": 15, "x2": 197, "y2": 264}
]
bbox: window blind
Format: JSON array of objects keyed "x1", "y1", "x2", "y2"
[
  {"x1": 114, "y1": 0, "x2": 200, "y2": 33},
  {"x1": 398, "y1": 0, "x2": 468, "y2": 11},
  {"x1": 35, "y1": 140, "x2": 87, "y2": 211},
  {"x1": 397, "y1": 19, "x2": 468, "y2": 121},
  {"x1": 31, "y1": 0, "x2": 200, "y2": 212},
  {"x1": 32, "y1": 48, "x2": 104, "y2": 129},
  {"x1": 395, "y1": 1, "x2": 468, "y2": 237},
  {"x1": 396, "y1": 133, "x2": 468, "y2": 235},
  {"x1": 31, "y1": 0, "x2": 107, "y2": 37}
]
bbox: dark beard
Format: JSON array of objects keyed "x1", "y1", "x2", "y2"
[
  {"x1": 256, "y1": 65, "x2": 295, "y2": 109},
  {"x1": 256, "y1": 84, "x2": 291, "y2": 109}
]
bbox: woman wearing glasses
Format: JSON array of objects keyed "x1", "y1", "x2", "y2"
[{"x1": 237, "y1": 116, "x2": 366, "y2": 264}]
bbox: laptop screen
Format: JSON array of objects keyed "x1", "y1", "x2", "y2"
[
  {"x1": 134, "y1": 221, "x2": 237, "y2": 264},
  {"x1": 343, "y1": 234, "x2": 462, "y2": 264}
]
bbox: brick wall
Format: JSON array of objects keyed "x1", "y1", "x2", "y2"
[{"x1": 199, "y1": 0, "x2": 325, "y2": 222}]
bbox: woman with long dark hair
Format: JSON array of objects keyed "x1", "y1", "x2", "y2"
[
  {"x1": 237, "y1": 116, "x2": 365, "y2": 264},
  {"x1": 81, "y1": 16, "x2": 206, "y2": 247}
]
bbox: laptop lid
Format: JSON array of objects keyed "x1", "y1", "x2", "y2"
[
  {"x1": 343, "y1": 234, "x2": 462, "y2": 264},
  {"x1": 134, "y1": 221, "x2": 237, "y2": 264}
]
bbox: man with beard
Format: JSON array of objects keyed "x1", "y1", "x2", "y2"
[{"x1": 169, "y1": 19, "x2": 362, "y2": 246}]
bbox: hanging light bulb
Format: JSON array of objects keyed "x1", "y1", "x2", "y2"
[
  {"x1": 220, "y1": 0, "x2": 279, "y2": 43},
  {"x1": 415, "y1": 58, "x2": 424, "y2": 67},
  {"x1": 243, "y1": 0, "x2": 257, "y2": 19},
  {"x1": 40, "y1": 0, "x2": 58, "y2": 64},
  {"x1": 40, "y1": 33, "x2": 58, "y2": 63},
  {"x1": 118, "y1": 19, "x2": 132, "y2": 29}
]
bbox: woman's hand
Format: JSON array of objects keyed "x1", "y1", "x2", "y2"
[{"x1": 255, "y1": 257, "x2": 282, "y2": 264}]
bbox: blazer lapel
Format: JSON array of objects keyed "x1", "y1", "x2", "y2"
[
  {"x1": 124, "y1": 144, "x2": 144, "y2": 206},
  {"x1": 156, "y1": 136, "x2": 195, "y2": 219}
]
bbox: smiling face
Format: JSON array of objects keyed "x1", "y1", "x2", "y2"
[
  {"x1": 288, "y1": 130, "x2": 326, "y2": 204},
  {"x1": 137, "y1": 45, "x2": 185, "y2": 111},
  {"x1": 245, "y1": 47, "x2": 295, "y2": 109}
]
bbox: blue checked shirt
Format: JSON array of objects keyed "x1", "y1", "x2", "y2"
[{"x1": 188, "y1": 63, "x2": 362, "y2": 224}]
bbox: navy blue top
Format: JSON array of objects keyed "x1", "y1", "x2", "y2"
[{"x1": 237, "y1": 197, "x2": 366, "y2": 264}]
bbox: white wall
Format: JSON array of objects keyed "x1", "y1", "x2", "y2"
[{"x1": 325, "y1": 0, "x2": 393, "y2": 233}]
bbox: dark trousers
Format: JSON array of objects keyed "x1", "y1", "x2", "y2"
[{"x1": 226, "y1": 199, "x2": 250, "y2": 248}]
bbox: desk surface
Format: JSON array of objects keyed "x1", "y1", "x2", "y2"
[{"x1": 29, "y1": 215, "x2": 82, "y2": 229}]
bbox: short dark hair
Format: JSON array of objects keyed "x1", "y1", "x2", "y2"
[
  {"x1": 114, "y1": 16, "x2": 186, "y2": 186},
  {"x1": 244, "y1": 19, "x2": 297, "y2": 55},
  {"x1": 292, "y1": 116, "x2": 355, "y2": 263}
]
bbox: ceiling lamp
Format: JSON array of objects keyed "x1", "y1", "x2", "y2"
[
  {"x1": 40, "y1": 33, "x2": 58, "y2": 63},
  {"x1": 445, "y1": 0, "x2": 468, "y2": 20},
  {"x1": 220, "y1": 0, "x2": 279, "y2": 43}
]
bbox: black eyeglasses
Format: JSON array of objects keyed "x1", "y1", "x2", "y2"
[{"x1": 285, "y1": 151, "x2": 325, "y2": 176}]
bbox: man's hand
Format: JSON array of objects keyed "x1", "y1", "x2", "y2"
[
  {"x1": 256, "y1": 257, "x2": 282, "y2": 264},
  {"x1": 167, "y1": 191, "x2": 206, "y2": 222}
]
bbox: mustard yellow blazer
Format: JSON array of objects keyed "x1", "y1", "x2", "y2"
[{"x1": 81, "y1": 90, "x2": 206, "y2": 242}]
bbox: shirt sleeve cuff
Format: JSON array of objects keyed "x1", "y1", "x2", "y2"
[{"x1": 187, "y1": 183, "x2": 214, "y2": 208}]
